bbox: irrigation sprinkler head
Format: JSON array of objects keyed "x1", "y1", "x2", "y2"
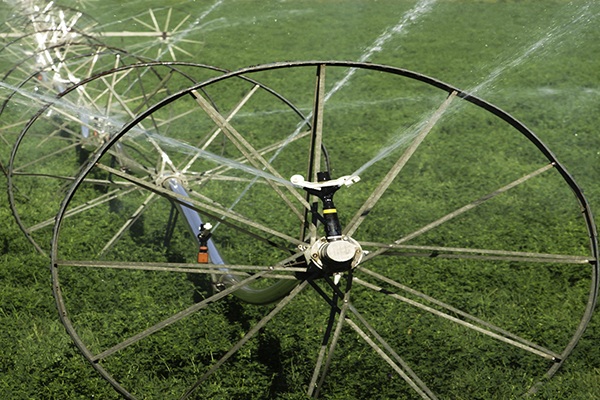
[
  {"x1": 197, "y1": 223, "x2": 213, "y2": 264},
  {"x1": 292, "y1": 171, "x2": 364, "y2": 273},
  {"x1": 197, "y1": 223, "x2": 213, "y2": 244}
]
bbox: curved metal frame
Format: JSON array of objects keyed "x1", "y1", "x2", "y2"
[{"x1": 49, "y1": 61, "x2": 598, "y2": 399}]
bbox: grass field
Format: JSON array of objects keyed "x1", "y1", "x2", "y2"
[{"x1": 1, "y1": 0, "x2": 600, "y2": 399}]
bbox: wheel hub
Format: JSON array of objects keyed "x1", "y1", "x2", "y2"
[{"x1": 302, "y1": 235, "x2": 363, "y2": 273}]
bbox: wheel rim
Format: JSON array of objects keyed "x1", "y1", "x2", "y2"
[{"x1": 51, "y1": 61, "x2": 598, "y2": 399}]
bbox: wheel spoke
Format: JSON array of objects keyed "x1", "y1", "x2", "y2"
[
  {"x1": 344, "y1": 91, "x2": 458, "y2": 237},
  {"x1": 357, "y1": 266, "x2": 564, "y2": 357},
  {"x1": 344, "y1": 309, "x2": 438, "y2": 400},
  {"x1": 34, "y1": 106, "x2": 101, "y2": 147},
  {"x1": 87, "y1": 270, "x2": 277, "y2": 363},
  {"x1": 11, "y1": 141, "x2": 80, "y2": 173},
  {"x1": 181, "y1": 85, "x2": 261, "y2": 173},
  {"x1": 308, "y1": 299, "x2": 340, "y2": 397},
  {"x1": 94, "y1": 162, "x2": 304, "y2": 248},
  {"x1": 353, "y1": 275, "x2": 561, "y2": 361},
  {"x1": 362, "y1": 163, "x2": 556, "y2": 262},
  {"x1": 308, "y1": 274, "x2": 352, "y2": 398},
  {"x1": 8, "y1": 171, "x2": 134, "y2": 187},
  {"x1": 303, "y1": 64, "x2": 327, "y2": 243},
  {"x1": 188, "y1": 129, "x2": 312, "y2": 186},
  {"x1": 308, "y1": 64, "x2": 326, "y2": 182},
  {"x1": 130, "y1": 70, "x2": 176, "y2": 112},
  {"x1": 347, "y1": 303, "x2": 439, "y2": 399},
  {"x1": 56, "y1": 259, "x2": 305, "y2": 276},
  {"x1": 95, "y1": 66, "x2": 156, "y2": 117},
  {"x1": 181, "y1": 278, "x2": 312, "y2": 400},
  {"x1": 98, "y1": 192, "x2": 158, "y2": 256},
  {"x1": 190, "y1": 88, "x2": 309, "y2": 219},
  {"x1": 359, "y1": 242, "x2": 594, "y2": 265},
  {"x1": 28, "y1": 186, "x2": 139, "y2": 233}
]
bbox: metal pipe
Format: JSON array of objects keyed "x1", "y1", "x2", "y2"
[{"x1": 166, "y1": 178, "x2": 298, "y2": 304}]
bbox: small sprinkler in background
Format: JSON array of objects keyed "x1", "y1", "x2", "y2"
[{"x1": 197, "y1": 223, "x2": 213, "y2": 264}]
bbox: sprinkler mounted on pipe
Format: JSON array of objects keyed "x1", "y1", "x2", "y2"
[{"x1": 291, "y1": 172, "x2": 364, "y2": 273}]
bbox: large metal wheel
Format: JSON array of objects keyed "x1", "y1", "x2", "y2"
[{"x1": 50, "y1": 61, "x2": 598, "y2": 399}]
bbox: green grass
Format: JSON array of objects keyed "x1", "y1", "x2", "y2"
[{"x1": 1, "y1": 0, "x2": 600, "y2": 399}]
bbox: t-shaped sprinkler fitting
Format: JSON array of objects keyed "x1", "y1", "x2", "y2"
[
  {"x1": 291, "y1": 172, "x2": 363, "y2": 273},
  {"x1": 290, "y1": 172, "x2": 360, "y2": 240}
]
